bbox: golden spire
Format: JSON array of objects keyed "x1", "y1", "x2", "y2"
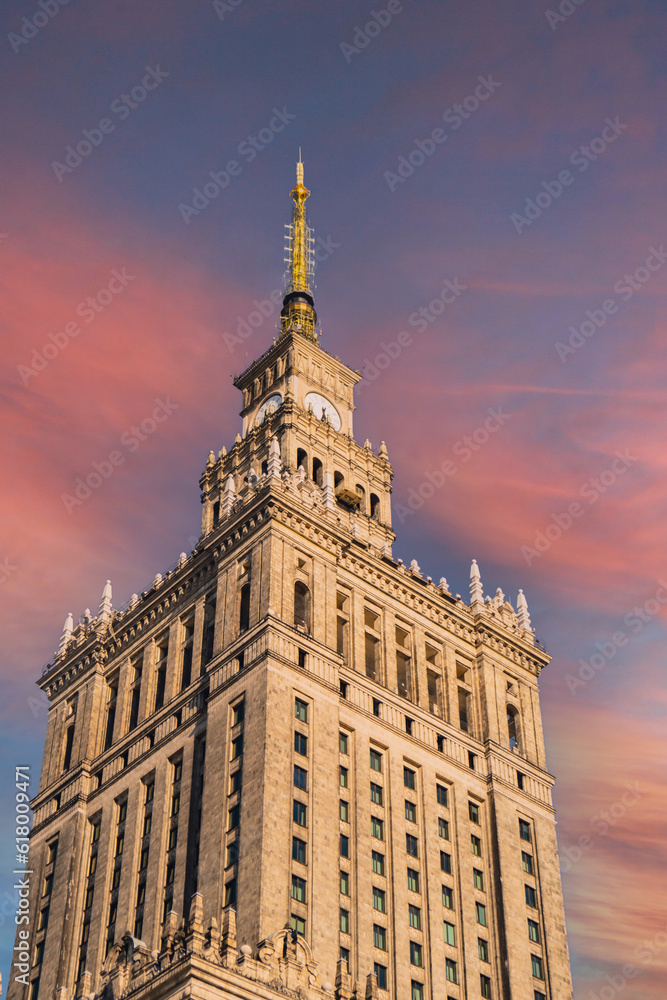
[{"x1": 281, "y1": 155, "x2": 318, "y2": 341}]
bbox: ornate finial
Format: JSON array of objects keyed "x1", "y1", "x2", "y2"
[
  {"x1": 99, "y1": 580, "x2": 112, "y2": 620},
  {"x1": 439, "y1": 577, "x2": 450, "y2": 593},
  {"x1": 470, "y1": 559, "x2": 483, "y2": 606},
  {"x1": 517, "y1": 589, "x2": 532, "y2": 630},
  {"x1": 281, "y1": 158, "x2": 318, "y2": 342},
  {"x1": 57, "y1": 612, "x2": 74, "y2": 657}
]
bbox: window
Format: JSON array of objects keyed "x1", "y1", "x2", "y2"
[
  {"x1": 365, "y1": 633, "x2": 380, "y2": 681},
  {"x1": 230, "y1": 770, "x2": 242, "y2": 794},
  {"x1": 374, "y1": 964, "x2": 387, "y2": 989},
  {"x1": 201, "y1": 594, "x2": 216, "y2": 667},
  {"x1": 340, "y1": 800, "x2": 349, "y2": 822},
  {"x1": 226, "y1": 842, "x2": 239, "y2": 867},
  {"x1": 340, "y1": 947, "x2": 350, "y2": 966},
  {"x1": 517, "y1": 771, "x2": 525, "y2": 790},
  {"x1": 519, "y1": 819, "x2": 532, "y2": 842},
  {"x1": 405, "y1": 800, "x2": 417, "y2": 823},
  {"x1": 224, "y1": 879, "x2": 237, "y2": 906},
  {"x1": 372, "y1": 851, "x2": 385, "y2": 875},
  {"x1": 411, "y1": 984, "x2": 424, "y2": 1000},
  {"x1": 370, "y1": 749, "x2": 383, "y2": 772},
  {"x1": 47, "y1": 841, "x2": 58, "y2": 865},
  {"x1": 436, "y1": 783, "x2": 448, "y2": 806},
  {"x1": 439, "y1": 818, "x2": 450, "y2": 839},
  {"x1": 442, "y1": 885, "x2": 453, "y2": 909},
  {"x1": 440, "y1": 851, "x2": 451, "y2": 874},
  {"x1": 294, "y1": 582, "x2": 310, "y2": 630},
  {"x1": 446, "y1": 958, "x2": 458, "y2": 983},
  {"x1": 232, "y1": 701, "x2": 245, "y2": 727},
  {"x1": 534, "y1": 994, "x2": 547, "y2": 1000},
  {"x1": 522, "y1": 852, "x2": 534, "y2": 875},
  {"x1": 373, "y1": 924, "x2": 387, "y2": 950},
  {"x1": 340, "y1": 732, "x2": 349, "y2": 754},
  {"x1": 478, "y1": 938, "x2": 489, "y2": 962},
  {"x1": 469, "y1": 802, "x2": 480, "y2": 823},
  {"x1": 528, "y1": 919, "x2": 540, "y2": 943},
  {"x1": 372, "y1": 817, "x2": 384, "y2": 840},
  {"x1": 340, "y1": 871, "x2": 349, "y2": 895},
  {"x1": 406, "y1": 834, "x2": 419, "y2": 857},
  {"x1": 525, "y1": 885, "x2": 537, "y2": 908},
  {"x1": 409, "y1": 904, "x2": 421, "y2": 929},
  {"x1": 370, "y1": 782, "x2": 383, "y2": 805},
  {"x1": 293, "y1": 802, "x2": 307, "y2": 827},
  {"x1": 290, "y1": 915, "x2": 305, "y2": 936},
  {"x1": 292, "y1": 837, "x2": 306, "y2": 864},
  {"x1": 531, "y1": 955, "x2": 544, "y2": 980},
  {"x1": 340, "y1": 909, "x2": 350, "y2": 933},
  {"x1": 404, "y1": 767, "x2": 416, "y2": 789},
  {"x1": 239, "y1": 583, "x2": 250, "y2": 632},
  {"x1": 340, "y1": 766, "x2": 348, "y2": 788},
  {"x1": 508, "y1": 706, "x2": 519, "y2": 749},
  {"x1": 180, "y1": 621, "x2": 194, "y2": 690},
  {"x1": 471, "y1": 835, "x2": 482, "y2": 856},
  {"x1": 294, "y1": 732, "x2": 307, "y2": 756},
  {"x1": 481, "y1": 974, "x2": 492, "y2": 998},
  {"x1": 474, "y1": 868, "x2": 484, "y2": 890},
  {"x1": 62, "y1": 725, "x2": 75, "y2": 771},
  {"x1": 410, "y1": 941, "x2": 423, "y2": 967},
  {"x1": 372, "y1": 887, "x2": 386, "y2": 912},
  {"x1": 443, "y1": 921, "x2": 456, "y2": 946},
  {"x1": 407, "y1": 868, "x2": 420, "y2": 893},
  {"x1": 476, "y1": 902, "x2": 487, "y2": 926},
  {"x1": 231, "y1": 735, "x2": 243, "y2": 760},
  {"x1": 294, "y1": 765, "x2": 307, "y2": 790},
  {"x1": 34, "y1": 941, "x2": 45, "y2": 966},
  {"x1": 37, "y1": 908, "x2": 49, "y2": 931},
  {"x1": 373, "y1": 698, "x2": 381, "y2": 717},
  {"x1": 294, "y1": 698, "x2": 308, "y2": 722},
  {"x1": 340, "y1": 834, "x2": 349, "y2": 858}
]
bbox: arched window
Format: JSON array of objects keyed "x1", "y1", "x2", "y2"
[
  {"x1": 334, "y1": 471, "x2": 344, "y2": 490},
  {"x1": 356, "y1": 484, "x2": 366, "y2": 513},
  {"x1": 370, "y1": 493, "x2": 381, "y2": 520},
  {"x1": 239, "y1": 583, "x2": 250, "y2": 633},
  {"x1": 261, "y1": 460, "x2": 268, "y2": 476},
  {"x1": 294, "y1": 582, "x2": 311, "y2": 631},
  {"x1": 507, "y1": 706, "x2": 520, "y2": 750},
  {"x1": 297, "y1": 448, "x2": 308, "y2": 474},
  {"x1": 313, "y1": 457, "x2": 323, "y2": 486}
]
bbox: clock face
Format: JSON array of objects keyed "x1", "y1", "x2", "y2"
[
  {"x1": 304, "y1": 392, "x2": 341, "y2": 431},
  {"x1": 255, "y1": 393, "x2": 282, "y2": 426}
]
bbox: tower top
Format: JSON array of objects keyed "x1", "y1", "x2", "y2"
[{"x1": 281, "y1": 156, "x2": 318, "y2": 343}]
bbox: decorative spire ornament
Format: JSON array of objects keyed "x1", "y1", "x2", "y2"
[
  {"x1": 470, "y1": 559, "x2": 484, "y2": 607},
  {"x1": 98, "y1": 580, "x2": 112, "y2": 620},
  {"x1": 57, "y1": 612, "x2": 74, "y2": 657},
  {"x1": 280, "y1": 156, "x2": 318, "y2": 342},
  {"x1": 517, "y1": 589, "x2": 532, "y2": 630}
]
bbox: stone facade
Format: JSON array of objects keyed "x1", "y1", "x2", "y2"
[{"x1": 8, "y1": 179, "x2": 574, "y2": 1000}]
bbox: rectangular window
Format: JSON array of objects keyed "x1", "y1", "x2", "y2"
[
  {"x1": 405, "y1": 800, "x2": 417, "y2": 823},
  {"x1": 294, "y1": 698, "x2": 308, "y2": 722},
  {"x1": 231, "y1": 735, "x2": 243, "y2": 760},
  {"x1": 522, "y1": 851, "x2": 534, "y2": 875},
  {"x1": 471, "y1": 835, "x2": 482, "y2": 856},
  {"x1": 372, "y1": 887, "x2": 386, "y2": 912},
  {"x1": 365, "y1": 633, "x2": 380, "y2": 680},
  {"x1": 469, "y1": 802, "x2": 480, "y2": 823},
  {"x1": 370, "y1": 749, "x2": 383, "y2": 772},
  {"x1": 232, "y1": 701, "x2": 245, "y2": 727},
  {"x1": 374, "y1": 964, "x2": 387, "y2": 990},
  {"x1": 373, "y1": 924, "x2": 387, "y2": 950},
  {"x1": 410, "y1": 941, "x2": 422, "y2": 967},
  {"x1": 478, "y1": 938, "x2": 489, "y2": 962},
  {"x1": 439, "y1": 818, "x2": 449, "y2": 840},
  {"x1": 370, "y1": 782, "x2": 383, "y2": 805},
  {"x1": 291, "y1": 875, "x2": 306, "y2": 902},
  {"x1": 443, "y1": 885, "x2": 453, "y2": 909},
  {"x1": 340, "y1": 766, "x2": 348, "y2": 788},
  {"x1": 474, "y1": 868, "x2": 484, "y2": 890},
  {"x1": 292, "y1": 837, "x2": 306, "y2": 864},
  {"x1": 180, "y1": 621, "x2": 194, "y2": 690},
  {"x1": 372, "y1": 851, "x2": 385, "y2": 875},
  {"x1": 340, "y1": 834, "x2": 349, "y2": 858},
  {"x1": 481, "y1": 974, "x2": 492, "y2": 998},
  {"x1": 528, "y1": 919, "x2": 541, "y2": 943},
  {"x1": 340, "y1": 870, "x2": 349, "y2": 896},
  {"x1": 294, "y1": 765, "x2": 308, "y2": 790},
  {"x1": 226, "y1": 842, "x2": 239, "y2": 867},
  {"x1": 525, "y1": 885, "x2": 537, "y2": 908},
  {"x1": 340, "y1": 947, "x2": 350, "y2": 966},
  {"x1": 228, "y1": 804, "x2": 240, "y2": 830},
  {"x1": 371, "y1": 817, "x2": 384, "y2": 841},
  {"x1": 534, "y1": 994, "x2": 547, "y2": 1000},
  {"x1": 409, "y1": 904, "x2": 421, "y2": 929},
  {"x1": 290, "y1": 915, "x2": 305, "y2": 936},
  {"x1": 446, "y1": 958, "x2": 458, "y2": 983},
  {"x1": 407, "y1": 868, "x2": 420, "y2": 893},
  {"x1": 294, "y1": 732, "x2": 307, "y2": 756},
  {"x1": 476, "y1": 902, "x2": 487, "y2": 926},
  {"x1": 443, "y1": 920, "x2": 456, "y2": 945},
  {"x1": 411, "y1": 984, "x2": 423, "y2": 1000},
  {"x1": 531, "y1": 955, "x2": 544, "y2": 980},
  {"x1": 404, "y1": 766, "x2": 415, "y2": 789},
  {"x1": 406, "y1": 834, "x2": 419, "y2": 857},
  {"x1": 340, "y1": 800, "x2": 349, "y2": 822},
  {"x1": 293, "y1": 802, "x2": 307, "y2": 827},
  {"x1": 340, "y1": 732, "x2": 349, "y2": 754},
  {"x1": 436, "y1": 783, "x2": 448, "y2": 806},
  {"x1": 440, "y1": 851, "x2": 451, "y2": 874},
  {"x1": 519, "y1": 819, "x2": 532, "y2": 842},
  {"x1": 340, "y1": 909, "x2": 350, "y2": 934}
]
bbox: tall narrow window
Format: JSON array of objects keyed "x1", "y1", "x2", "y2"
[
  {"x1": 294, "y1": 582, "x2": 311, "y2": 631},
  {"x1": 163, "y1": 760, "x2": 182, "y2": 922},
  {"x1": 508, "y1": 706, "x2": 520, "y2": 750},
  {"x1": 104, "y1": 681, "x2": 118, "y2": 750},
  {"x1": 134, "y1": 779, "x2": 154, "y2": 938},
  {"x1": 365, "y1": 634, "x2": 380, "y2": 680},
  {"x1": 458, "y1": 687, "x2": 470, "y2": 732},
  {"x1": 106, "y1": 800, "x2": 127, "y2": 955},
  {"x1": 128, "y1": 657, "x2": 142, "y2": 731},
  {"x1": 200, "y1": 594, "x2": 216, "y2": 668},
  {"x1": 180, "y1": 620, "x2": 194, "y2": 690},
  {"x1": 336, "y1": 592, "x2": 350, "y2": 662},
  {"x1": 370, "y1": 493, "x2": 380, "y2": 520},
  {"x1": 154, "y1": 638, "x2": 168, "y2": 711},
  {"x1": 239, "y1": 582, "x2": 250, "y2": 632},
  {"x1": 78, "y1": 820, "x2": 100, "y2": 979},
  {"x1": 312, "y1": 457, "x2": 323, "y2": 485},
  {"x1": 62, "y1": 725, "x2": 75, "y2": 772}
]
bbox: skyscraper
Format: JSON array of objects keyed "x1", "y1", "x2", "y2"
[{"x1": 10, "y1": 162, "x2": 574, "y2": 1000}]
